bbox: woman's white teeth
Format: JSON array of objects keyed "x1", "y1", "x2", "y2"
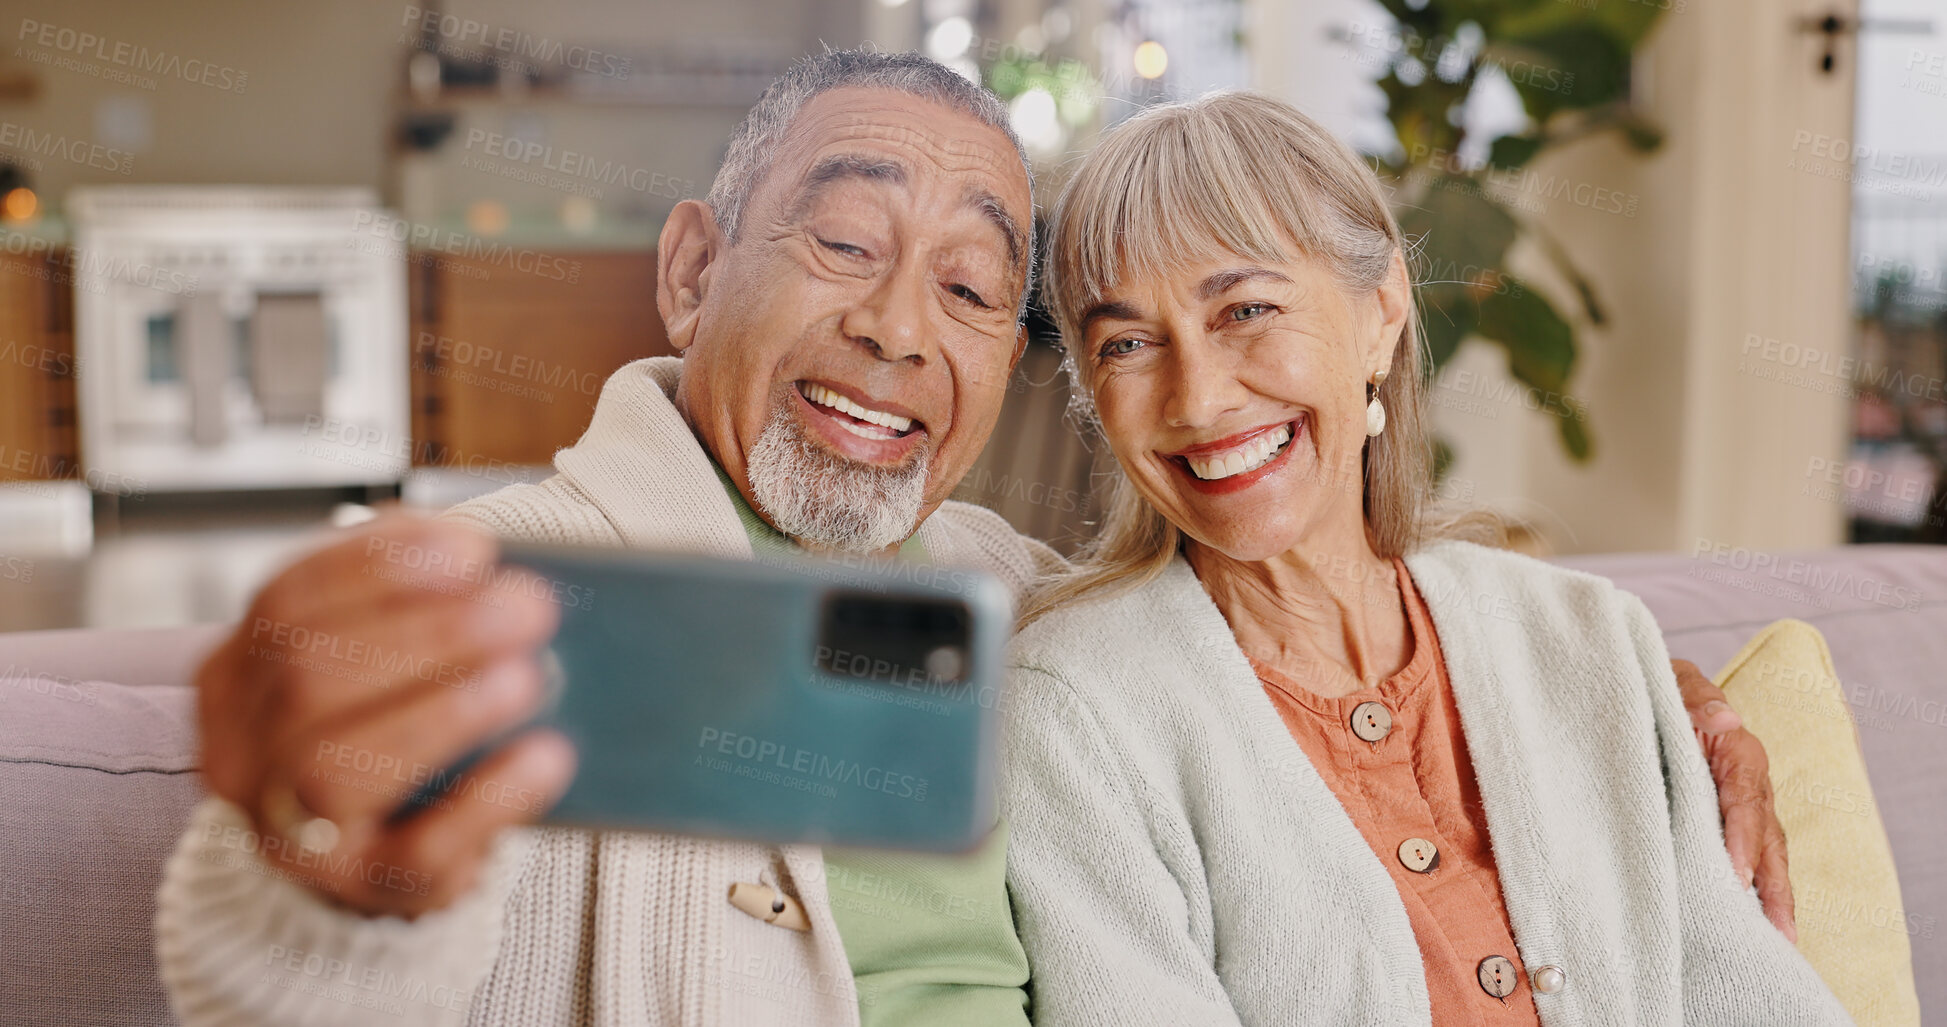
[
  {"x1": 802, "y1": 383, "x2": 913, "y2": 436},
  {"x1": 1186, "y1": 424, "x2": 1291, "y2": 480}
]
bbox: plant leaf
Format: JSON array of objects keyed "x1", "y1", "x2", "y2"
[
  {"x1": 1398, "y1": 177, "x2": 1519, "y2": 284},
  {"x1": 1488, "y1": 26, "x2": 1631, "y2": 113},
  {"x1": 1494, "y1": 0, "x2": 1593, "y2": 38},
  {"x1": 1615, "y1": 110, "x2": 1665, "y2": 151},
  {"x1": 1475, "y1": 282, "x2": 1575, "y2": 393},
  {"x1": 1558, "y1": 411, "x2": 1594, "y2": 462},
  {"x1": 1526, "y1": 223, "x2": 1608, "y2": 326},
  {"x1": 1488, "y1": 134, "x2": 1544, "y2": 171},
  {"x1": 1588, "y1": 1, "x2": 1667, "y2": 48},
  {"x1": 1417, "y1": 282, "x2": 1479, "y2": 370},
  {"x1": 1494, "y1": 0, "x2": 1663, "y2": 49}
]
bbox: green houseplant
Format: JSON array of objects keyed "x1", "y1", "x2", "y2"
[{"x1": 1366, "y1": 0, "x2": 1670, "y2": 465}]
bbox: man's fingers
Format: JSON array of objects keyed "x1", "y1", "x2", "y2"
[
  {"x1": 197, "y1": 647, "x2": 272, "y2": 807},
  {"x1": 285, "y1": 657, "x2": 549, "y2": 827},
  {"x1": 198, "y1": 515, "x2": 465, "y2": 802},
  {"x1": 354, "y1": 729, "x2": 577, "y2": 916},
  {"x1": 1703, "y1": 727, "x2": 1776, "y2": 889},
  {"x1": 189, "y1": 511, "x2": 580, "y2": 920},
  {"x1": 1673, "y1": 658, "x2": 1742, "y2": 733},
  {"x1": 249, "y1": 512, "x2": 480, "y2": 630},
  {"x1": 252, "y1": 577, "x2": 560, "y2": 734},
  {"x1": 1756, "y1": 822, "x2": 1797, "y2": 942},
  {"x1": 1720, "y1": 785, "x2": 1762, "y2": 890}
]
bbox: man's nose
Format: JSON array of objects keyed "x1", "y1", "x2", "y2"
[
  {"x1": 840, "y1": 266, "x2": 935, "y2": 364},
  {"x1": 1163, "y1": 334, "x2": 1247, "y2": 429}
]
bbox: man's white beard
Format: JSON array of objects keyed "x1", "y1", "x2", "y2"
[{"x1": 747, "y1": 407, "x2": 929, "y2": 553}]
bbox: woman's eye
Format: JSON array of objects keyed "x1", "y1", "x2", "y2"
[
  {"x1": 949, "y1": 283, "x2": 991, "y2": 308},
  {"x1": 1231, "y1": 302, "x2": 1272, "y2": 321},
  {"x1": 1099, "y1": 337, "x2": 1147, "y2": 358},
  {"x1": 818, "y1": 238, "x2": 867, "y2": 258}
]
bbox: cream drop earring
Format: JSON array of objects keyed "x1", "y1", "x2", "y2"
[{"x1": 1365, "y1": 370, "x2": 1388, "y2": 438}]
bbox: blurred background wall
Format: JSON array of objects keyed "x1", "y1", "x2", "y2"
[{"x1": 1, "y1": 0, "x2": 1942, "y2": 630}]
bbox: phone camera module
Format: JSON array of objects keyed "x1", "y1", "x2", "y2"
[
  {"x1": 817, "y1": 591, "x2": 972, "y2": 688},
  {"x1": 923, "y1": 645, "x2": 965, "y2": 682}
]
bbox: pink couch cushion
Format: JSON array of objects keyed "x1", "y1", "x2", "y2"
[
  {"x1": 1561, "y1": 544, "x2": 1947, "y2": 1018},
  {"x1": 0, "y1": 623, "x2": 227, "y2": 691},
  {"x1": 0, "y1": 669, "x2": 202, "y2": 1026}
]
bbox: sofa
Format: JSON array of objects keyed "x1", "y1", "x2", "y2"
[{"x1": 2, "y1": 544, "x2": 1942, "y2": 1025}]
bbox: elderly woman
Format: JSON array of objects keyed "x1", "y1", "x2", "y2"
[{"x1": 1000, "y1": 92, "x2": 1850, "y2": 1026}]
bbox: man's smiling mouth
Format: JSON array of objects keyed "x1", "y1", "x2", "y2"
[{"x1": 796, "y1": 381, "x2": 922, "y2": 441}]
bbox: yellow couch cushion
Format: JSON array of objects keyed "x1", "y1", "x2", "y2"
[{"x1": 1715, "y1": 619, "x2": 1920, "y2": 1027}]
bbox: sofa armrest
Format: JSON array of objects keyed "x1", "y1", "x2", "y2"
[{"x1": 0, "y1": 623, "x2": 230, "y2": 691}]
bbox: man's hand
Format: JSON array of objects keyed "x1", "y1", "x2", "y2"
[
  {"x1": 1672, "y1": 658, "x2": 1796, "y2": 942},
  {"x1": 195, "y1": 511, "x2": 576, "y2": 918}
]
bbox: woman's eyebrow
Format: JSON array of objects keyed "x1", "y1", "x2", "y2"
[
  {"x1": 1079, "y1": 299, "x2": 1144, "y2": 332},
  {"x1": 1196, "y1": 267, "x2": 1292, "y2": 300}
]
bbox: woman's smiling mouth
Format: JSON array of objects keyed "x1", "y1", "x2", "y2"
[{"x1": 1163, "y1": 419, "x2": 1302, "y2": 494}]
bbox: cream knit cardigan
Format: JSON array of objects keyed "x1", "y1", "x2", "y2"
[
  {"x1": 1002, "y1": 546, "x2": 1854, "y2": 1027},
  {"x1": 155, "y1": 357, "x2": 1060, "y2": 1027}
]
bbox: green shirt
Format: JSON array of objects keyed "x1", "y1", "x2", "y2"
[{"x1": 709, "y1": 462, "x2": 1031, "y2": 1027}]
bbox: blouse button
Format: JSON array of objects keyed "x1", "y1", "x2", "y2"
[
  {"x1": 1477, "y1": 956, "x2": 1518, "y2": 998},
  {"x1": 1532, "y1": 965, "x2": 1566, "y2": 994},
  {"x1": 1349, "y1": 701, "x2": 1392, "y2": 742},
  {"x1": 1396, "y1": 837, "x2": 1439, "y2": 873}
]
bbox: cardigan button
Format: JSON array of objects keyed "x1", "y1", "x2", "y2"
[
  {"x1": 728, "y1": 882, "x2": 810, "y2": 932},
  {"x1": 1396, "y1": 837, "x2": 1439, "y2": 873},
  {"x1": 1349, "y1": 701, "x2": 1392, "y2": 742},
  {"x1": 1532, "y1": 965, "x2": 1566, "y2": 994},
  {"x1": 1477, "y1": 956, "x2": 1518, "y2": 998}
]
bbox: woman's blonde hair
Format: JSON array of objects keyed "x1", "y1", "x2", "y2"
[{"x1": 1023, "y1": 90, "x2": 1492, "y2": 624}]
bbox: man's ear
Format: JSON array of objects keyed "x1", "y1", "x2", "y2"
[
  {"x1": 1365, "y1": 248, "x2": 1412, "y2": 377},
  {"x1": 657, "y1": 200, "x2": 722, "y2": 353}
]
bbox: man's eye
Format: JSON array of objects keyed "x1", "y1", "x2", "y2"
[
  {"x1": 1099, "y1": 337, "x2": 1147, "y2": 358},
  {"x1": 818, "y1": 238, "x2": 867, "y2": 258},
  {"x1": 949, "y1": 284, "x2": 991, "y2": 308},
  {"x1": 1231, "y1": 302, "x2": 1272, "y2": 321}
]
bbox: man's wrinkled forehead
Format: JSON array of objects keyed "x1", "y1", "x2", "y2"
[
  {"x1": 769, "y1": 90, "x2": 1032, "y2": 229},
  {"x1": 801, "y1": 113, "x2": 1020, "y2": 179}
]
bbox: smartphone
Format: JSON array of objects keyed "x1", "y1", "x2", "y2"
[{"x1": 491, "y1": 542, "x2": 1012, "y2": 852}]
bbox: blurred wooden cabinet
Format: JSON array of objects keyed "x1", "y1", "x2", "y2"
[
  {"x1": 2, "y1": 244, "x2": 668, "y2": 490},
  {"x1": 0, "y1": 247, "x2": 79, "y2": 483},
  {"x1": 407, "y1": 249, "x2": 672, "y2": 470}
]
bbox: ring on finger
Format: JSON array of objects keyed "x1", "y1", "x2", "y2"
[{"x1": 262, "y1": 781, "x2": 342, "y2": 856}]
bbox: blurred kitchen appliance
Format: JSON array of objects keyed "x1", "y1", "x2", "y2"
[{"x1": 68, "y1": 187, "x2": 409, "y2": 492}]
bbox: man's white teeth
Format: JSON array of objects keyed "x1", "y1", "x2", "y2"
[
  {"x1": 802, "y1": 383, "x2": 913, "y2": 435},
  {"x1": 1186, "y1": 424, "x2": 1292, "y2": 480}
]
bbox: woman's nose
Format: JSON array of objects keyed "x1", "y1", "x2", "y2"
[{"x1": 1162, "y1": 337, "x2": 1246, "y2": 428}]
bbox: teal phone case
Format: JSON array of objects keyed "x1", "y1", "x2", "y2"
[{"x1": 501, "y1": 543, "x2": 1012, "y2": 853}]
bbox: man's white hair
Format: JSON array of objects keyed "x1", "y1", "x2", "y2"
[{"x1": 705, "y1": 47, "x2": 1037, "y2": 319}]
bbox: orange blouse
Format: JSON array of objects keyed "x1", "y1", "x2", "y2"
[{"x1": 1249, "y1": 559, "x2": 1542, "y2": 1026}]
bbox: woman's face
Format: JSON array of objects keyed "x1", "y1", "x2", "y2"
[{"x1": 1078, "y1": 249, "x2": 1408, "y2": 562}]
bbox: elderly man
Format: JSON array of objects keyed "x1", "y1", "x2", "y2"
[{"x1": 155, "y1": 48, "x2": 1789, "y2": 1027}]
